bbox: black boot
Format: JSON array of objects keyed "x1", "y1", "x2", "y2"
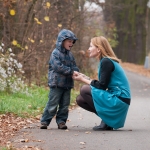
[
  {"x1": 40, "y1": 122, "x2": 48, "y2": 129},
  {"x1": 93, "y1": 120, "x2": 113, "y2": 131}
]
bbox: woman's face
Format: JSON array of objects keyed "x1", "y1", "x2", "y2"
[{"x1": 88, "y1": 42, "x2": 100, "y2": 58}]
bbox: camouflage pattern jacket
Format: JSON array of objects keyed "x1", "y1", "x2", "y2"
[{"x1": 48, "y1": 29, "x2": 79, "y2": 89}]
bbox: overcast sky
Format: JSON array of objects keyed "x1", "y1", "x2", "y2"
[
  {"x1": 84, "y1": 1, "x2": 105, "y2": 12},
  {"x1": 147, "y1": 0, "x2": 150, "y2": 8}
]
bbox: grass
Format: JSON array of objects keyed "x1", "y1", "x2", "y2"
[{"x1": 0, "y1": 85, "x2": 79, "y2": 117}]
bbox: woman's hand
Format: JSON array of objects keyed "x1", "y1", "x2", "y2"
[
  {"x1": 72, "y1": 71, "x2": 92, "y2": 85},
  {"x1": 72, "y1": 71, "x2": 84, "y2": 81}
]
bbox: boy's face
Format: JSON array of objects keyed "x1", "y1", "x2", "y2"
[{"x1": 62, "y1": 39, "x2": 74, "y2": 50}]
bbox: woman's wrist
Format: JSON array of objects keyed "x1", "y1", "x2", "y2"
[
  {"x1": 87, "y1": 77, "x2": 91, "y2": 80},
  {"x1": 84, "y1": 76, "x2": 91, "y2": 80},
  {"x1": 83, "y1": 77, "x2": 92, "y2": 84}
]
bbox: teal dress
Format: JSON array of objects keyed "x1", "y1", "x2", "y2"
[{"x1": 91, "y1": 58, "x2": 131, "y2": 129}]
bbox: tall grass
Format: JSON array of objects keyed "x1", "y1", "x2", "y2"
[{"x1": 0, "y1": 86, "x2": 79, "y2": 117}]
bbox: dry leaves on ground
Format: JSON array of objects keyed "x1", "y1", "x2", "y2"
[
  {"x1": 121, "y1": 62, "x2": 150, "y2": 78},
  {"x1": 0, "y1": 113, "x2": 38, "y2": 149}
]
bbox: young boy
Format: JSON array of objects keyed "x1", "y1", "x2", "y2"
[{"x1": 40, "y1": 29, "x2": 79, "y2": 129}]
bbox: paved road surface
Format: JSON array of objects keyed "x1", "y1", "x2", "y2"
[{"x1": 11, "y1": 70, "x2": 150, "y2": 150}]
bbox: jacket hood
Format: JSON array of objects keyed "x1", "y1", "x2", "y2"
[{"x1": 56, "y1": 29, "x2": 78, "y2": 52}]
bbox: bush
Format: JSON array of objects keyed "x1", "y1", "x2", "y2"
[{"x1": 0, "y1": 43, "x2": 27, "y2": 93}]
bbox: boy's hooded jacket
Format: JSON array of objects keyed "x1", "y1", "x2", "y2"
[{"x1": 48, "y1": 29, "x2": 79, "y2": 89}]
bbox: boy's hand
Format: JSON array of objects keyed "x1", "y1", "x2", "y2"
[
  {"x1": 73, "y1": 71, "x2": 79, "y2": 76},
  {"x1": 72, "y1": 71, "x2": 92, "y2": 84},
  {"x1": 72, "y1": 72, "x2": 83, "y2": 81}
]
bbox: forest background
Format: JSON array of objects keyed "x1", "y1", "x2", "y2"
[{"x1": 1, "y1": 0, "x2": 150, "y2": 88}]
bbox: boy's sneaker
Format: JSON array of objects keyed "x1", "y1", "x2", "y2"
[
  {"x1": 40, "y1": 122, "x2": 48, "y2": 129},
  {"x1": 58, "y1": 122, "x2": 67, "y2": 129}
]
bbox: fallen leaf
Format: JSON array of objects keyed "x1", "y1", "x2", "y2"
[
  {"x1": 74, "y1": 134, "x2": 78, "y2": 136},
  {"x1": 80, "y1": 142, "x2": 86, "y2": 145},
  {"x1": 85, "y1": 131, "x2": 91, "y2": 134},
  {"x1": 37, "y1": 140, "x2": 42, "y2": 142},
  {"x1": 20, "y1": 138, "x2": 29, "y2": 142}
]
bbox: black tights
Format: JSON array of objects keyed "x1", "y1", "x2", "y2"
[{"x1": 76, "y1": 85, "x2": 97, "y2": 114}]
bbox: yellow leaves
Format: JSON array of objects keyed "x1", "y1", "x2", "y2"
[
  {"x1": 31, "y1": 40, "x2": 35, "y2": 43},
  {"x1": 34, "y1": 18, "x2": 42, "y2": 25},
  {"x1": 10, "y1": 9, "x2": 16, "y2": 16},
  {"x1": 28, "y1": 38, "x2": 34, "y2": 43},
  {"x1": 12, "y1": 40, "x2": 17, "y2": 45},
  {"x1": 34, "y1": 16, "x2": 50, "y2": 23},
  {"x1": 44, "y1": 16, "x2": 50, "y2": 21},
  {"x1": 58, "y1": 24, "x2": 62, "y2": 27},
  {"x1": 12, "y1": 40, "x2": 24, "y2": 50},
  {"x1": 34, "y1": 18, "x2": 38, "y2": 22},
  {"x1": 37, "y1": 21, "x2": 42, "y2": 24},
  {"x1": 25, "y1": 46, "x2": 28, "y2": 50},
  {"x1": 46, "y1": 2, "x2": 51, "y2": 8},
  {"x1": 85, "y1": 131, "x2": 91, "y2": 134},
  {"x1": 53, "y1": 40, "x2": 56, "y2": 43}
]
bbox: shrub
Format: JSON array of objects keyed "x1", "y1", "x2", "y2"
[{"x1": 0, "y1": 43, "x2": 28, "y2": 93}]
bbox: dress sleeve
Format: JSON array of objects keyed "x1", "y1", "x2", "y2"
[{"x1": 90, "y1": 58, "x2": 115, "y2": 90}]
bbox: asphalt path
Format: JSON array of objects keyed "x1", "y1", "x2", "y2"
[{"x1": 11, "y1": 70, "x2": 150, "y2": 150}]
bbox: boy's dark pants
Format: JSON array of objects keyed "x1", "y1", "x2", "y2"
[{"x1": 40, "y1": 87, "x2": 71, "y2": 126}]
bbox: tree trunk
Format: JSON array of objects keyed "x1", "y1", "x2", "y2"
[{"x1": 104, "y1": 0, "x2": 148, "y2": 64}]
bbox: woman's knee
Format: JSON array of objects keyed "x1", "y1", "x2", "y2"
[
  {"x1": 80, "y1": 85, "x2": 91, "y2": 97},
  {"x1": 80, "y1": 85, "x2": 89, "y2": 93},
  {"x1": 76, "y1": 95, "x2": 84, "y2": 106}
]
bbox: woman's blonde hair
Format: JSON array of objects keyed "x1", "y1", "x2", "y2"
[{"x1": 91, "y1": 36, "x2": 120, "y2": 63}]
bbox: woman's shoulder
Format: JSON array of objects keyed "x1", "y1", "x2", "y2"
[
  {"x1": 100, "y1": 57, "x2": 115, "y2": 71},
  {"x1": 101, "y1": 57, "x2": 113, "y2": 64}
]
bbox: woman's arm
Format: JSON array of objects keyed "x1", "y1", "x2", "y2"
[
  {"x1": 73, "y1": 58, "x2": 114, "y2": 87},
  {"x1": 91, "y1": 58, "x2": 114, "y2": 90}
]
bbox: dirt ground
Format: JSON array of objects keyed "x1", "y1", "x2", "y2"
[
  {"x1": 121, "y1": 62, "x2": 150, "y2": 78},
  {"x1": 0, "y1": 62, "x2": 150, "y2": 149}
]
